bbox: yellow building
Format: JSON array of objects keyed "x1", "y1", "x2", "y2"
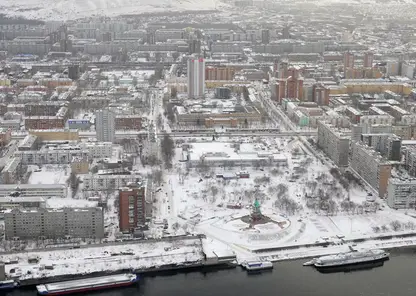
[
  {"x1": 0, "y1": 79, "x2": 11, "y2": 86},
  {"x1": 329, "y1": 82, "x2": 412, "y2": 95},
  {"x1": 29, "y1": 129, "x2": 80, "y2": 141}
]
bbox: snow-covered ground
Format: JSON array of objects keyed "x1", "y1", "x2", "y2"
[
  {"x1": 28, "y1": 165, "x2": 70, "y2": 185},
  {"x1": 2, "y1": 238, "x2": 203, "y2": 280},
  {"x1": 0, "y1": 0, "x2": 227, "y2": 20},
  {"x1": 46, "y1": 198, "x2": 98, "y2": 208},
  {"x1": 156, "y1": 136, "x2": 416, "y2": 261}
]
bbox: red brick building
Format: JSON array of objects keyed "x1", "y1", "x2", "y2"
[
  {"x1": 25, "y1": 117, "x2": 66, "y2": 130},
  {"x1": 115, "y1": 115, "x2": 142, "y2": 130},
  {"x1": 205, "y1": 66, "x2": 236, "y2": 81},
  {"x1": 119, "y1": 185, "x2": 146, "y2": 233},
  {"x1": 0, "y1": 128, "x2": 11, "y2": 147}
]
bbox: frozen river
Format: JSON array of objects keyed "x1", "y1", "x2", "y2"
[{"x1": 11, "y1": 249, "x2": 416, "y2": 296}]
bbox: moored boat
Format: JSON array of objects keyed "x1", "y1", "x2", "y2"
[
  {"x1": 242, "y1": 261, "x2": 273, "y2": 271},
  {"x1": 36, "y1": 273, "x2": 139, "y2": 295},
  {"x1": 313, "y1": 249, "x2": 389, "y2": 269},
  {"x1": 0, "y1": 279, "x2": 19, "y2": 290}
]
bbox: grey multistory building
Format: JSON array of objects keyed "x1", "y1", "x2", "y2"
[
  {"x1": 95, "y1": 109, "x2": 115, "y2": 143},
  {"x1": 4, "y1": 207, "x2": 104, "y2": 240}
]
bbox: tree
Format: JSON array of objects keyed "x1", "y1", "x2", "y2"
[
  {"x1": 166, "y1": 103, "x2": 176, "y2": 123},
  {"x1": 69, "y1": 172, "x2": 78, "y2": 195},
  {"x1": 157, "y1": 113, "x2": 163, "y2": 128},
  {"x1": 160, "y1": 134, "x2": 175, "y2": 168},
  {"x1": 171, "y1": 87, "x2": 178, "y2": 98},
  {"x1": 152, "y1": 169, "x2": 163, "y2": 186},
  {"x1": 390, "y1": 220, "x2": 402, "y2": 231}
]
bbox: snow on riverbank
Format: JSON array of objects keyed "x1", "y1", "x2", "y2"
[{"x1": 1, "y1": 238, "x2": 204, "y2": 280}]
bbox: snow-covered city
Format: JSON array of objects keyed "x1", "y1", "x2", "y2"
[{"x1": 2, "y1": 0, "x2": 416, "y2": 294}]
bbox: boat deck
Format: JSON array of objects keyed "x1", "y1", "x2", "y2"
[{"x1": 42, "y1": 274, "x2": 134, "y2": 291}]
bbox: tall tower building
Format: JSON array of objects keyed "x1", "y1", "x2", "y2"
[
  {"x1": 344, "y1": 52, "x2": 355, "y2": 69},
  {"x1": 187, "y1": 56, "x2": 205, "y2": 98},
  {"x1": 363, "y1": 52, "x2": 374, "y2": 68},
  {"x1": 95, "y1": 109, "x2": 115, "y2": 143}
]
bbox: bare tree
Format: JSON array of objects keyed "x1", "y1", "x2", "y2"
[
  {"x1": 372, "y1": 226, "x2": 380, "y2": 233},
  {"x1": 157, "y1": 113, "x2": 163, "y2": 128},
  {"x1": 152, "y1": 169, "x2": 163, "y2": 186},
  {"x1": 390, "y1": 220, "x2": 402, "y2": 231},
  {"x1": 160, "y1": 134, "x2": 175, "y2": 168}
]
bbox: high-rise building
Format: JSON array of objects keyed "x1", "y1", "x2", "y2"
[
  {"x1": 281, "y1": 25, "x2": 290, "y2": 39},
  {"x1": 187, "y1": 56, "x2": 205, "y2": 98},
  {"x1": 261, "y1": 29, "x2": 270, "y2": 44},
  {"x1": 95, "y1": 109, "x2": 115, "y2": 143},
  {"x1": 343, "y1": 52, "x2": 355, "y2": 69},
  {"x1": 189, "y1": 39, "x2": 201, "y2": 54},
  {"x1": 363, "y1": 52, "x2": 374, "y2": 68},
  {"x1": 351, "y1": 141, "x2": 392, "y2": 198},
  {"x1": 119, "y1": 184, "x2": 146, "y2": 233},
  {"x1": 317, "y1": 121, "x2": 350, "y2": 166},
  {"x1": 313, "y1": 84, "x2": 330, "y2": 105}
]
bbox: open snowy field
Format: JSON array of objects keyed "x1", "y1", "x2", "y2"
[
  {"x1": 0, "y1": 0, "x2": 225, "y2": 20},
  {"x1": 28, "y1": 165, "x2": 70, "y2": 185}
]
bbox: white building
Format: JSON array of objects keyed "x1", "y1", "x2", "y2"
[
  {"x1": 80, "y1": 142, "x2": 113, "y2": 158},
  {"x1": 187, "y1": 56, "x2": 205, "y2": 99},
  {"x1": 14, "y1": 149, "x2": 89, "y2": 165},
  {"x1": 387, "y1": 177, "x2": 416, "y2": 209},
  {"x1": 360, "y1": 115, "x2": 395, "y2": 126},
  {"x1": 95, "y1": 109, "x2": 115, "y2": 143},
  {"x1": 0, "y1": 184, "x2": 67, "y2": 198},
  {"x1": 83, "y1": 174, "x2": 142, "y2": 191}
]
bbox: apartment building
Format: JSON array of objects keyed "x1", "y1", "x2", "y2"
[
  {"x1": 0, "y1": 184, "x2": 67, "y2": 198},
  {"x1": 71, "y1": 156, "x2": 89, "y2": 174},
  {"x1": 119, "y1": 185, "x2": 146, "y2": 232},
  {"x1": 359, "y1": 114, "x2": 395, "y2": 126},
  {"x1": 80, "y1": 142, "x2": 113, "y2": 158},
  {"x1": 25, "y1": 116, "x2": 66, "y2": 130},
  {"x1": 115, "y1": 115, "x2": 142, "y2": 130},
  {"x1": 361, "y1": 134, "x2": 401, "y2": 161},
  {"x1": 1, "y1": 157, "x2": 21, "y2": 184},
  {"x1": 83, "y1": 174, "x2": 142, "y2": 191},
  {"x1": 95, "y1": 109, "x2": 115, "y2": 143},
  {"x1": 405, "y1": 146, "x2": 416, "y2": 177},
  {"x1": 317, "y1": 121, "x2": 350, "y2": 166},
  {"x1": 14, "y1": 149, "x2": 89, "y2": 165},
  {"x1": 0, "y1": 128, "x2": 11, "y2": 147},
  {"x1": 205, "y1": 66, "x2": 236, "y2": 81},
  {"x1": 387, "y1": 177, "x2": 416, "y2": 209},
  {"x1": 17, "y1": 135, "x2": 39, "y2": 151},
  {"x1": 0, "y1": 196, "x2": 46, "y2": 210},
  {"x1": 4, "y1": 207, "x2": 104, "y2": 240},
  {"x1": 350, "y1": 141, "x2": 392, "y2": 197}
]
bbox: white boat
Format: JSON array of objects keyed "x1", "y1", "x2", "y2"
[
  {"x1": 302, "y1": 259, "x2": 317, "y2": 266},
  {"x1": 243, "y1": 261, "x2": 273, "y2": 271},
  {"x1": 313, "y1": 249, "x2": 389, "y2": 269}
]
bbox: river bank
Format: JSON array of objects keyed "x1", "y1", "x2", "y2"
[{"x1": 9, "y1": 249, "x2": 416, "y2": 296}]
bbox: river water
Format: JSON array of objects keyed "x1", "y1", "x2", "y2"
[{"x1": 10, "y1": 249, "x2": 416, "y2": 296}]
